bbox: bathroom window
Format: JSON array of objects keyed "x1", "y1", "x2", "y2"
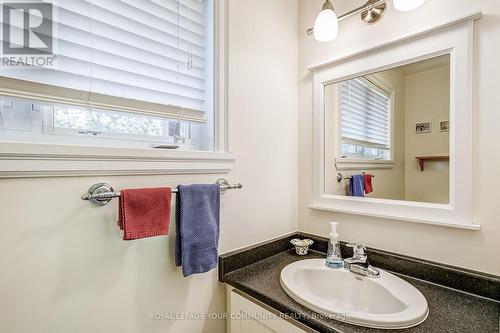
[
  {"x1": 0, "y1": 97, "x2": 204, "y2": 149},
  {"x1": 339, "y1": 77, "x2": 392, "y2": 161},
  {"x1": 0, "y1": 0, "x2": 231, "y2": 177},
  {"x1": 0, "y1": 0, "x2": 216, "y2": 151}
]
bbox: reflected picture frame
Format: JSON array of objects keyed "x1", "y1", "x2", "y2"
[
  {"x1": 415, "y1": 122, "x2": 432, "y2": 134},
  {"x1": 440, "y1": 120, "x2": 450, "y2": 132}
]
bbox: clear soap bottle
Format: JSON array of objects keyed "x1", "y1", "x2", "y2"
[{"x1": 325, "y1": 222, "x2": 343, "y2": 269}]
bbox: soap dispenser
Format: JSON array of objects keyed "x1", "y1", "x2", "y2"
[{"x1": 325, "y1": 222, "x2": 343, "y2": 269}]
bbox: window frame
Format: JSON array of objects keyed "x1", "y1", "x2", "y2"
[
  {"x1": 333, "y1": 75, "x2": 395, "y2": 171},
  {"x1": 0, "y1": 0, "x2": 233, "y2": 178}
]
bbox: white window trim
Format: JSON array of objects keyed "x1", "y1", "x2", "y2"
[
  {"x1": 0, "y1": 0, "x2": 233, "y2": 178},
  {"x1": 310, "y1": 12, "x2": 481, "y2": 230},
  {"x1": 334, "y1": 158, "x2": 395, "y2": 171}
]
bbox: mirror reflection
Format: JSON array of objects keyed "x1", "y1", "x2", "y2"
[{"x1": 324, "y1": 55, "x2": 450, "y2": 204}]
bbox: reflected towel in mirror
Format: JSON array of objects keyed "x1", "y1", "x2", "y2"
[{"x1": 350, "y1": 174, "x2": 365, "y2": 197}]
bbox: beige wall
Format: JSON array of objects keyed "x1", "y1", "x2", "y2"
[
  {"x1": 0, "y1": 1, "x2": 298, "y2": 332},
  {"x1": 298, "y1": 0, "x2": 500, "y2": 275},
  {"x1": 370, "y1": 70, "x2": 407, "y2": 200},
  {"x1": 404, "y1": 66, "x2": 450, "y2": 203}
]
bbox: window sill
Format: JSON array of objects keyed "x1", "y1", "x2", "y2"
[
  {"x1": 0, "y1": 142, "x2": 235, "y2": 178},
  {"x1": 335, "y1": 158, "x2": 394, "y2": 171}
]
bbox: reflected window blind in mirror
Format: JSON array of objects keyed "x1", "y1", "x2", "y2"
[
  {"x1": 0, "y1": 0, "x2": 214, "y2": 150},
  {"x1": 340, "y1": 78, "x2": 391, "y2": 160}
]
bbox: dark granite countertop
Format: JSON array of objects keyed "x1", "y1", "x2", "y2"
[{"x1": 222, "y1": 249, "x2": 500, "y2": 333}]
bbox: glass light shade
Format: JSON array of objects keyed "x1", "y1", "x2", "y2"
[
  {"x1": 393, "y1": 0, "x2": 426, "y2": 12},
  {"x1": 313, "y1": 8, "x2": 339, "y2": 42}
]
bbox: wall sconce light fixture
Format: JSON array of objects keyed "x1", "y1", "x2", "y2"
[{"x1": 307, "y1": 0, "x2": 427, "y2": 42}]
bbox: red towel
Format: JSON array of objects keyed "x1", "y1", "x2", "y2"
[
  {"x1": 118, "y1": 188, "x2": 172, "y2": 240},
  {"x1": 363, "y1": 174, "x2": 374, "y2": 194}
]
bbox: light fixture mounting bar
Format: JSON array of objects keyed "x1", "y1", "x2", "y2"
[{"x1": 307, "y1": 0, "x2": 388, "y2": 35}]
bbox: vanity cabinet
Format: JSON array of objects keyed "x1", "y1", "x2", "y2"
[{"x1": 226, "y1": 287, "x2": 310, "y2": 333}]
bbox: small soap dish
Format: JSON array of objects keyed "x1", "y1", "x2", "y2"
[{"x1": 290, "y1": 239, "x2": 314, "y2": 256}]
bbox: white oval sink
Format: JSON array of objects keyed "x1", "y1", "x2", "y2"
[{"x1": 280, "y1": 259, "x2": 428, "y2": 329}]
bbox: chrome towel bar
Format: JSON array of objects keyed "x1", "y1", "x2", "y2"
[
  {"x1": 337, "y1": 172, "x2": 375, "y2": 183},
  {"x1": 81, "y1": 178, "x2": 243, "y2": 206}
]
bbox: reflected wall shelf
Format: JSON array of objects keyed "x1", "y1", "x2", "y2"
[{"x1": 415, "y1": 156, "x2": 449, "y2": 171}]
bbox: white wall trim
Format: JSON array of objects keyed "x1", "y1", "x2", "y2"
[
  {"x1": 0, "y1": 142, "x2": 235, "y2": 178},
  {"x1": 311, "y1": 15, "x2": 479, "y2": 228},
  {"x1": 308, "y1": 204, "x2": 480, "y2": 231},
  {"x1": 334, "y1": 159, "x2": 394, "y2": 171},
  {"x1": 308, "y1": 11, "x2": 482, "y2": 72},
  {"x1": 215, "y1": 0, "x2": 230, "y2": 152}
]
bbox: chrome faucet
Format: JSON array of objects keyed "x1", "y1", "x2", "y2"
[{"x1": 343, "y1": 243, "x2": 380, "y2": 278}]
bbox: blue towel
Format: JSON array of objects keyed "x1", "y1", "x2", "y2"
[
  {"x1": 350, "y1": 174, "x2": 365, "y2": 197},
  {"x1": 175, "y1": 184, "x2": 220, "y2": 277}
]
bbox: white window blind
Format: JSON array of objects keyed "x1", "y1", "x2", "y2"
[
  {"x1": 0, "y1": 0, "x2": 212, "y2": 122},
  {"x1": 340, "y1": 77, "x2": 391, "y2": 149}
]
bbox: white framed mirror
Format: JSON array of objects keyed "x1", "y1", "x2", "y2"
[{"x1": 310, "y1": 14, "x2": 480, "y2": 229}]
